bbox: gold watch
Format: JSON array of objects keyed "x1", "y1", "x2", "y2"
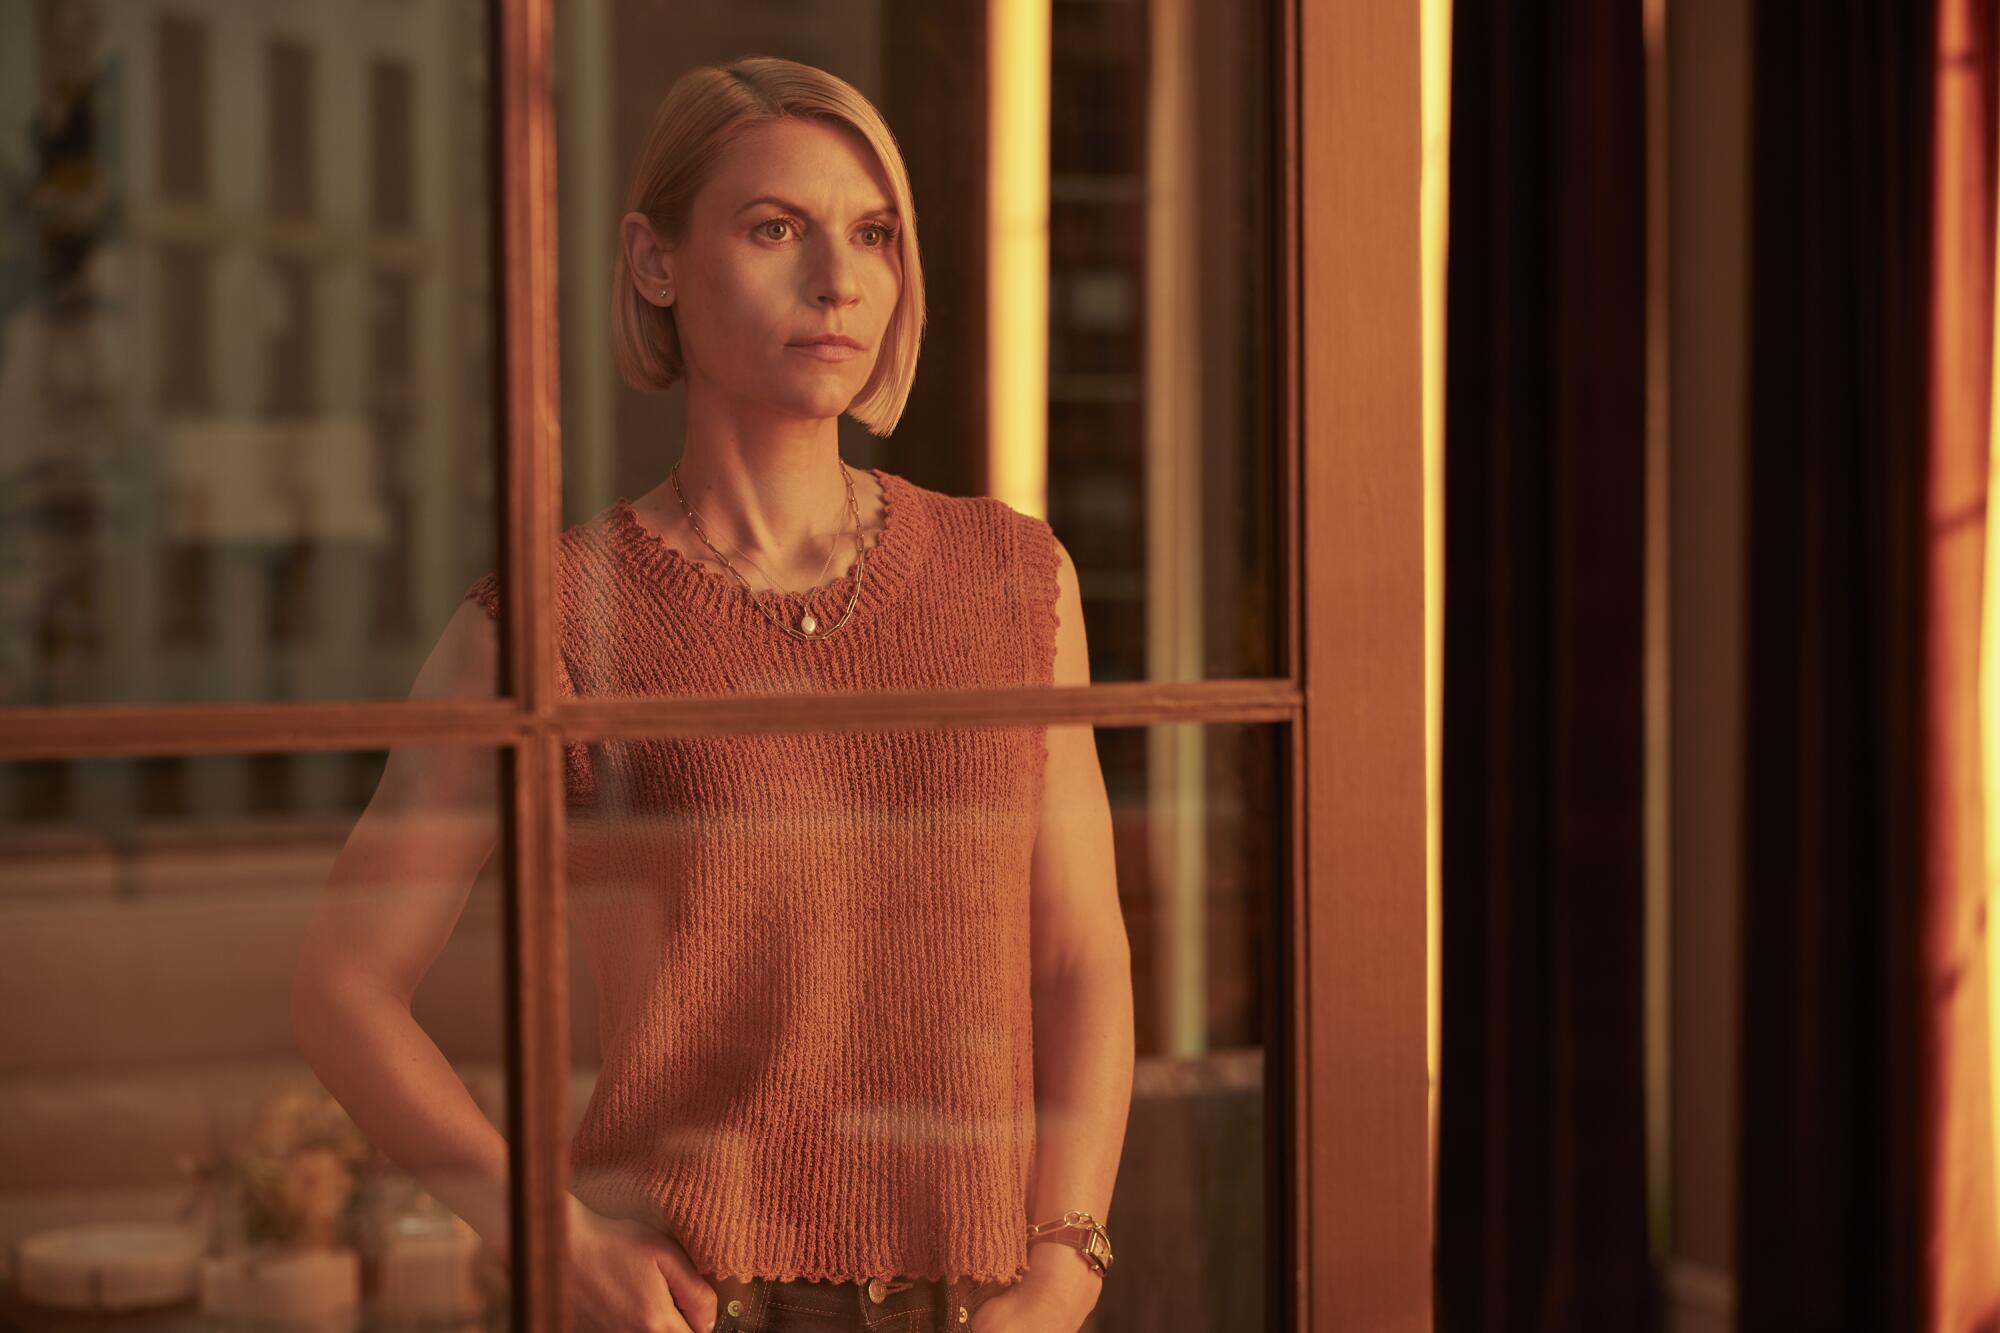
[{"x1": 1026, "y1": 1210, "x2": 1114, "y2": 1277}]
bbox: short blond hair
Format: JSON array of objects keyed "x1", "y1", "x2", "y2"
[{"x1": 610, "y1": 56, "x2": 926, "y2": 436}]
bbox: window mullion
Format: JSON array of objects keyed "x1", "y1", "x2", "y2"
[
  {"x1": 493, "y1": 0, "x2": 569, "y2": 1328},
  {"x1": 555, "y1": 678, "x2": 1301, "y2": 742}
]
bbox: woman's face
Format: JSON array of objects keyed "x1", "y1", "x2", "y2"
[{"x1": 657, "y1": 118, "x2": 902, "y2": 421}]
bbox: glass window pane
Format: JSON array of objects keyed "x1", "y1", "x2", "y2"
[
  {"x1": 557, "y1": 719, "x2": 1281, "y2": 1328},
  {"x1": 0, "y1": 2, "x2": 499, "y2": 708},
  {"x1": 540, "y1": 3, "x2": 1280, "y2": 688},
  {"x1": 0, "y1": 744, "x2": 520, "y2": 1329}
]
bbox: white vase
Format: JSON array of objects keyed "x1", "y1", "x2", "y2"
[
  {"x1": 198, "y1": 1243, "x2": 361, "y2": 1331},
  {"x1": 14, "y1": 1222, "x2": 205, "y2": 1312},
  {"x1": 377, "y1": 1213, "x2": 485, "y2": 1323}
]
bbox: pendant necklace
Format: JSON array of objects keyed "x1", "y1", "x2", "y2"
[{"x1": 669, "y1": 459, "x2": 868, "y2": 640}]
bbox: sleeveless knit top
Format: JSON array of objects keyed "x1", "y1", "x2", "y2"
[{"x1": 460, "y1": 468, "x2": 1060, "y2": 1285}]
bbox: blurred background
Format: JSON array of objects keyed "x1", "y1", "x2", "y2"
[{"x1": 0, "y1": 0, "x2": 499, "y2": 799}]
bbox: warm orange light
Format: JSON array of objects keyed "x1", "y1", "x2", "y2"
[
  {"x1": 1421, "y1": 0, "x2": 1451, "y2": 1197},
  {"x1": 1984, "y1": 79, "x2": 2000, "y2": 1241},
  {"x1": 987, "y1": 0, "x2": 1050, "y2": 516}
]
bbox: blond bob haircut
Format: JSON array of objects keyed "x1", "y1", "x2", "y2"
[{"x1": 611, "y1": 56, "x2": 926, "y2": 437}]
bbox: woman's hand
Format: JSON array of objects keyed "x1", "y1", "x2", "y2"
[
  {"x1": 563, "y1": 1199, "x2": 719, "y2": 1333},
  {"x1": 970, "y1": 1253, "x2": 1102, "y2": 1332}
]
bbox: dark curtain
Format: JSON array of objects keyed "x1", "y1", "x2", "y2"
[
  {"x1": 1740, "y1": 0, "x2": 2000, "y2": 1326},
  {"x1": 1433, "y1": 1, "x2": 1651, "y2": 1330},
  {"x1": 1734, "y1": 0, "x2": 1965, "y2": 1328}
]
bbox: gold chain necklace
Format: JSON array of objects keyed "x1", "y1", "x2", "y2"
[
  {"x1": 678, "y1": 478, "x2": 843, "y2": 599},
  {"x1": 669, "y1": 460, "x2": 868, "y2": 641}
]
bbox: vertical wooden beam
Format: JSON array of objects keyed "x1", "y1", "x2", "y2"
[
  {"x1": 1276, "y1": 0, "x2": 1309, "y2": 1319},
  {"x1": 493, "y1": 0, "x2": 571, "y2": 1328},
  {"x1": 1294, "y1": 0, "x2": 1431, "y2": 1327}
]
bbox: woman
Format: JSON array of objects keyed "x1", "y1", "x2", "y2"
[{"x1": 293, "y1": 56, "x2": 1132, "y2": 1333}]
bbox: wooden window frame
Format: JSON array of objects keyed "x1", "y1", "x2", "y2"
[{"x1": 0, "y1": 0, "x2": 1426, "y2": 1325}]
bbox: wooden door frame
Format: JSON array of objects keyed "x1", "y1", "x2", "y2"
[
  {"x1": 0, "y1": 0, "x2": 1431, "y2": 1325},
  {"x1": 1289, "y1": 0, "x2": 1431, "y2": 1327}
]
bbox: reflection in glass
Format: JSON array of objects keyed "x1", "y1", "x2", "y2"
[
  {"x1": 0, "y1": 1, "x2": 497, "y2": 707},
  {"x1": 0, "y1": 749, "x2": 515, "y2": 1328},
  {"x1": 1101, "y1": 722, "x2": 1277, "y2": 1330},
  {"x1": 553, "y1": 2, "x2": 1279, "y2": 684},
  {"x1": 560, "y1": 721, "x2": 1279, "y2": 1331}
]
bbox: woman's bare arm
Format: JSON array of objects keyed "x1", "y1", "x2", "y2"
[
  {"x1": 1021, "y1": 536, "x2": 1135, "y2": 1314},
  {"x1": 294, "y1": 600, "x2": 724, "y2": 1328},
  {"x1": 289, "y1": 598, "x2": 541, "y2": 1257}
]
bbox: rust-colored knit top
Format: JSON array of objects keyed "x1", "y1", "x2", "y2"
[{"x1": 462, "y1": 468, "x2": 1059, "y2": 1285}]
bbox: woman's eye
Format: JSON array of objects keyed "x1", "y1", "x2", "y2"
[{"x1": 757, "y1": 217, "x2": 896, "y2": 247}]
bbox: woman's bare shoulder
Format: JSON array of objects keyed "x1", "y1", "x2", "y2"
[{"x1": 408, "y1": 598, "x2": 503, "y2": 703}]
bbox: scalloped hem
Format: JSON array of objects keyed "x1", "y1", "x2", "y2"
[{"x1": 703, "y1": 1264, "x2": 1029, "y2": 1286}]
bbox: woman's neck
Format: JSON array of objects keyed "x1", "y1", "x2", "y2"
[
  {"x1": 669, "y1": 441, "x2": 852, "y2": 562},
  {"x1": 628, "y1": 436, "x2": 886, "y2": 592}
]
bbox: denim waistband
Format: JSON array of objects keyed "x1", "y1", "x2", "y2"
[{"x1": 707, "y1": 1271, "x2": 1010, "y2": 1331}]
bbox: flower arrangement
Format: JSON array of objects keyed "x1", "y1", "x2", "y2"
[{"x1": 182, "y1": 1084, "x2": 385, "y2": 1253}]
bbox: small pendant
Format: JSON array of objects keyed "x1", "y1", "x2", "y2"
[{"x1": 799, "y1": 610, "x2": 818, "y2": 635}]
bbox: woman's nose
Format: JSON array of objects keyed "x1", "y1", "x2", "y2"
[{"x1": 807, "y1": 239, "x2": 861, "y2": 305}]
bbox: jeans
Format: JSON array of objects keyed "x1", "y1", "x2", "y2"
[{"x1": 705, "y1": 1272, "x2": 1013, "y2": 1332}]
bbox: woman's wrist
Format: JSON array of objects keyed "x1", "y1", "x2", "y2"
[
  {"x1": 472, "y1": 1191, "x2": 600, "y2": 1266},
  {"x1": 1023, "y1": 1241, "x2": 1104, "y2": 1310}
]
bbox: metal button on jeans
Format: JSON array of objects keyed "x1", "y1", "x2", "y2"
[
  {"x1": 725, "y1": 1298, "x2": 743, "y2": 1317},
  {"x1": 866, "y1": 1275, "x2": 888, "y2": 1303}
]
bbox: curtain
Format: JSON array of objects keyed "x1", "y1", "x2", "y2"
[
  {"x1": 1432, "y1": 0, "x2": 1652, "y2": 1328},
  {"x1": 1738, "y1": 0, "x2": 2000, "y2": 1326}
]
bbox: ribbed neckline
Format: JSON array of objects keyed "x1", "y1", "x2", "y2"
[{"x1": 601, "y1": 466, "x2": 926, "y2": 636}]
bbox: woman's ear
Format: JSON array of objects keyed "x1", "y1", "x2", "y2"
[{"x1": 621, "y1": 212, "x2": 674, "y2": 307}]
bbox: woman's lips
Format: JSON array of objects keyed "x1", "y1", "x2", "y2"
[{"x1": 788, "y1": 341, "x2": 862, "y2": 361}]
